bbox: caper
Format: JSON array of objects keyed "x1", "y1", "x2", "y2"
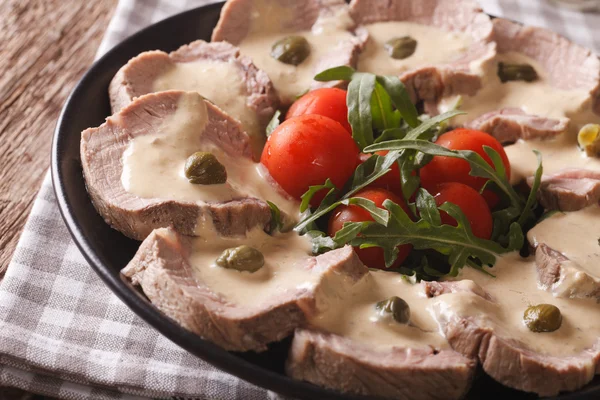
[
  {"x1": 215, "y1": 245, "x2": 264, "y2": 272},
  {"x1": 184, "y1": 152, "x2": 227, "y2": 185},
  {"x1": 497, "y1": 62, "x2": 539, "y2": 83},
  {"x1": 577, "y1": 124, "x2": 600, "y2": 157},
  {"x1": 524, "y1": 304, "x2": 562, "y2": 333},
  {"x1": 375, "y1": 296, "x2": 410, "y2": 324},
  {"x1": 270, "y1": 36, "x2": 311, "y2": 66},
  {"x1": 384, "y1": 36, "x2": 417, "y2": 60}
]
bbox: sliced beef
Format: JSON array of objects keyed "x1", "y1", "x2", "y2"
[
  {"x1": 349, "y1": 0, "x2": 495, "y2": 104},
  {"x1": 473, "y1": 19, "x2": 600, "y2": 140},
  {"x1": 424, "y1": 280, "x2": 600, "y2": 396},
  {"x1": 286, "y1": 329, "x2": 475, "y2": 400},
  {"x1": 493, "y1": 18, "x2": 600, "y2": 114},
  {"x1": 213, "y1": 0, "x2": 351, "y2": 43},
  {"x1": 122, "y1": 228, "x2": 367, "y2": 352},
  {"x1": 81, "y1": 90, "x2": 271, "y2": 241},
  {"x1": 466, "y1": 108, "x2": 569, "y2": 144},
  {"x1": 535, "y1": 243, "x2": 600, "y2": 300},
  {"x1": 212, "y1": 0, "x2": 366, "y2": 99},
  {"x1": 109, "y1": 40, "x2": 279, "y2": 134},
  {"x1": 527, "y1": 169, "x2": 600, "y2": 211}
]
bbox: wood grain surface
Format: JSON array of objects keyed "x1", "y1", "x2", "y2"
[
  {"x1": 0, "y1": 0, "x2": 117, "y2": 397},
  {"x1": 0, "y1": 0, "x2": 117, "y2": 273}
]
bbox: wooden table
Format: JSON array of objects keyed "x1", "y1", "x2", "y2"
[
  {"x1": 0, "y1": 0, "x2": 117, "y2": 271},
  {"x1": 0, "y1": 0, "x2": 117, "y2": 397}
]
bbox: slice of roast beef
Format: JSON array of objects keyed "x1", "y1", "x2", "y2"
[
  {"x1": 349, "y1": 0, "x2": 495, "y2": 105},
  {"x1": 212, "y1": 0, "x2": 367, "y2": 103},
  {"x1": 81, "y1": 90, "x2": 272, "y2": 241},
  {"x1": 493, "y1": 18, "x2": 600, "y2": 114},
  {"x1": 466, "y1": 108, "x2": 569, "y2": 144},
  {"x1": 122, "y1": 227, "x2": 367, "y2": 352},
  {"x1": 287, "y1": 271, "x2": 476, "y2": 399},
  {"x1": 286, "y1": 329, "x2": 475, "y2": 400},
  {"x1": 424, "y1": 257, "x2": 600, "y2": 396},
  {"x1": 527, "y1": 169, "x2": 600, "y2": 211},
  {"x1": 109, "y1": 40, "x2": 279, "y2": 159},
  {"x1": 534, "y1": 243, "x2": 600, "y2": 300},
  {"x1": 469, "y1": 18, "x2": 600, "y2": 141}
]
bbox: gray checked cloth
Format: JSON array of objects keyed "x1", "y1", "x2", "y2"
[{"x1": 1, "y1": 0, "x2": 599, "y2": 399}]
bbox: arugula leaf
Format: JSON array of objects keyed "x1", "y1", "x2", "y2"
[
  {"x1": 374, "y1": 127, "x2": 407, "y2": 143},
  {"x1": 350, "y1": 200, "x2": 508, "y2": 269},
  {"x1": 267, "y1": 201, "x2": 295, "y2": 233},
  {"x1": 371, "y1": 82, "x2": 399, "y2": 130},
  {"x1": 295, "y1": 197, "x2": 389, "y2": 233},
  {"x1": 267, "y1": 201, "x2": 282, "y2": 233},
  {"x1": 333, "y1": 221, "x2": 371, "y2": 244},
  {"x1": 415, "y1": 189, "x2": 441, "y2": 226},
  {"x1": 403, "y1": 111, "x2": 465, "y2": 141},
  {"x1": 314, "y1": 66, "x2": 356, "y2": 82},
  {"x1": 266, "y1": 110, "x2": 282, "y2": 137},
  {"x1": 375, "y1": 75, "x2": 419, "y2": 128},
  {"x1": 300, "y1": 179, "x2": 337, "y2": 213},
  {"x1": 389, "y1": 110, "x2": 464, "y2": 202},
  {"x1": 347, "y1": 73, "x2": 376, "y2": 149},
  {"x1": 364, "y1": 139, "x2": 524, "y2": 210},
  {"x1": 517, "y1": 150, "x2": 543, "y2": 226},
  {"x1": 303, "y1": 230, "x2": 338, "y2": 254},
  {"x1": 483, "y1": 145, "x2": 507, "y2": 180},
  {"x1": 344, "y1": 151, "x2": 402, "y2": 199}
]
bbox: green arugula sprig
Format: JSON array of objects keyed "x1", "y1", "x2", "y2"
[
  {"x1": 315, "y1": 66, "x2": 420, "y2": 150},
  {"x1": 288, "y1": 67, "x2": 543, "y2": 278},
  {"x1": 363, "y1": 139, "x2": 543, "y2": 246}
]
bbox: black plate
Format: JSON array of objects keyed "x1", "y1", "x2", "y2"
[{"x1": 51, "y1": 2, "x2": 600, "y2": 399}]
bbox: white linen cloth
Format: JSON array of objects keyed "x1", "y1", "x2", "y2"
[{"x1": 1, "y1": 0, "x2": 598, "y2": 399}]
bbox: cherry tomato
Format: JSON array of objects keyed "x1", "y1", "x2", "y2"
[
  {"x1": 432, "y1": 182, "x2": 493, "y2": 240},
  {"x1": 328, "y1": 188, "x2": 412, "y2": 269},
  {"x1": 261, "y1": 114, "x2": 359, "y2": 204},
  {"x1": 357, "y1": 151, "x2": 403, "y2": 194},
  {"x1": 420, "y1": 129, "x2": 510, "y2": 208},
  {"x1": 286, "y1": 88, "x2": 351, "y2": 133}
]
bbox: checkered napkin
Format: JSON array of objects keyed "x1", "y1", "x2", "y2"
[{"x1": 1, "y1": 1, "x2": 599, "y2": 399}]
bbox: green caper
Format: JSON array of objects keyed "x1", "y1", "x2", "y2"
[
  {"x1": 524, "y1": 304, "x2": 562, "y2": 333},
  {"x1": 270, "y1": 36, "x2": 311, "y2": 66},
  {"x1": 497, "y1": 62, "x2": 539, "y2": 83},
  {"x1": 184, "y1": 152, "x2": 227, "y2": 185},
  {"x1": 215, "y1": 245, "x2": 264, "y2": 272},
  {"x1": 375, "y1": 296, "x2": 410, "y2": 324},
  {"x1": 384, "y1": 36, "x2": 417, "y2": 60}
]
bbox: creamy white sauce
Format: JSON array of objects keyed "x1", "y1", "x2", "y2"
[
  {"x1": 121, "y1": 92, "x2": 300, "y2": 228},
  {"x1": 237, "y1": 3, "x2": 356, "y2": 103},
  {"x1": 433, "y1": 253, "x2": 600, "y2": 357},
  {"x1": 152, "y1": 60, "x2": 264, "y2": 159},
  {"x1": 190, "y1": 228, "x2": 314, "y2": 306},
  {"x1": 441, "y1": 52, "x2": 592, "y2": 125},
  {"x1": 311, "y1": 271, "x2": 448, "y2": 350},
  {"x1": 357, "y1": 21, "x2": 472, "y2": 76},
  {"x1": 528, "y1": 206, "x2": 600, "y2": 296}
]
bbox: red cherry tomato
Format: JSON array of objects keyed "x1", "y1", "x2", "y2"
[
  {"x1": 357, "y1": 151, "x2": 402, "y2": 194},
  {"x1": 261, "y1": 114, "x2": 359, "y2": 204},
  {"x1": 432, "y1": 182, "x2": 493, "y2": 240},
  {"x1": 286, "y1": 88, "x2": 351, "y2": 134},
  {"x1": 328, "y1": 188, "x2": 412, "y2": 269},
  {"x1": 420, "y1": 129, "x2": 510, "y2": 208}
]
